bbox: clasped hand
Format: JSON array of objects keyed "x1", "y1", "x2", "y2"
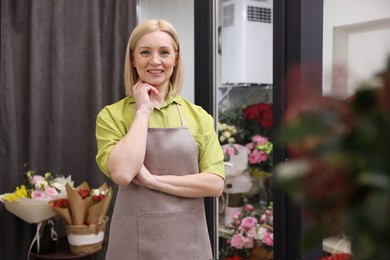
[{"x1": 132, "y1": 165, "x2": 157, "y2": 189}]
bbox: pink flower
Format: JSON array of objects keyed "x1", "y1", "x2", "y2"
[
  {"x1": 240, "y1": 216, "x2": 257, "y2": 230},
  {"x1": 230, "y1": 233, "x2": 246, "y2": 249},
  {"x1": 248, "y1": 150, "x2": 268, "y2": 164},
  {"x1": 44, "y1": 187, "x2": 59, "y2": 199},
  {"x1": 31, "y1": 190, "x2": 45, "y2": 200},
  {"x1": 31, "y1": 175, "x2": 45, "y2": 185},
  {"x1": 246, "y1": 228, "x2": 256, "y2": 238},
  {"x1": 248, "y1": 153, "x2": 259, "y2": 164},
  {"x1": 265, "y1": 210, "x2": 272, "y2": 217},
  {"x1": 244, "y1": 204, "x2": 254, "y2": 212},
  {"x1": 226, "y1": 146, "x2": 236, "y2": 156},
  {"x1": 257, "y1": 150, "x2": 268, "y2": 163},
  {"x1": 243, "y1": 236, "x2": 255, "y2": 249},
  {"x1": 246, "y1": 142, "x2": 255, "y2": 151},
  {"x1": 232, "y1": 210, "x2": 242, "y2": 220},
  {"x1": 262, "y1": 232, "x2": 273, "y2": 247},
  {"x1": 252, "y1": 135, "x2": 268, "y2": 146}
]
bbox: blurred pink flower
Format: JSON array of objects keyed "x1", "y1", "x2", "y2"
[
  {"x1": 262, "y1": 232, "x2": 273, "y2": 247},
  {"x1": 44, "y1": 187, "x2": 59, "y2": 198},
  {"x1": 243, "y1": 237, "x2": 255, "y2": 249},
  {"x1": 230, "y1": 233, "x2": 245, "y2": 249},
  {"x1": 248, "y1": 150, "x2": 268, "y2": 164},
  {"x1": 31, "y1": 175, "x2": 45, "y2": 184},
  {"x1": 244, "y1": 204, "x2": 254, "y2": 212},
  {"x1": 252, "y1": 135, "x2": 268, "y2": 146},
  {"x1": 240, "y1": 216, "x2": 257, "y2": 230},
  {"x1": 31, "y1": 190, "x2": 45, "y2": 199}
]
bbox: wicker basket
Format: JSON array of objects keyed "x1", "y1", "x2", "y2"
[
  {"x1": 249, "y1": 224, "x2": 273, "y2": 260},
  {"x1": 65, "y1": 216, "x2": 108, "y2": 255},
  {"x1": 249, "y1": 244, "x2": 273, "y2": 260}
]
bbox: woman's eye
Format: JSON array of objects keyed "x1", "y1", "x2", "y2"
[
  {"x1": 140, "y1": 50, "x2": 150, "y2": 55},
  {"x1": 161, "y1": 50, "x2": 170, "y2": 55}
]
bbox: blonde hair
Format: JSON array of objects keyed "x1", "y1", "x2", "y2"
[{"x1": 123, "y1": 19, "x2": 183, "y2": 96}]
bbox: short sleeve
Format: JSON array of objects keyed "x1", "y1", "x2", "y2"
[
  {"x1": 95, "y1": 108, "x2": 125, "y2": 177},
  {"x1": 198, "y1": 113, "x2": 225, "y2": 180}
]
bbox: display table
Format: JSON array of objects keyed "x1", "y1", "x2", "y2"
[{"x1": 29, "y1": 238, "x2": 106, "y2": 260}]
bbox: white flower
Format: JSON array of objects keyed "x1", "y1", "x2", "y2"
[
  {"x1": 223, "y1": 131, "x2": 232, "y2": 138},
  {"x1": 254, "y1": 226, "x2": 268, "y2": 241},
  {"x1": 52, "y1": 175, "x2": 74, "y2": 196}
]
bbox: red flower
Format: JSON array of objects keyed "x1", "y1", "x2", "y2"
[
  {"x1": 223, "y1": 256, "x2": 244, "y2": 260},
  {"x1": 243, "y1": 103, "x2": 273, "y2": 129},
  {"x1": 319, "y1": 253, "x2": 352, "y2": 260},
  {"x1": 53, "y1": 198, "x2": 69, "y2": 208},
  {"x1": 92, "y1": 193, "x2": 105, "y2": 204},
  {"x1": 77, "y1": 189, "x2": 90, "y2": 199}
]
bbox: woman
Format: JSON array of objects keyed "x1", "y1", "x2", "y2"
[{"x1": 95, "y1": 19, "x2": 225, "y2": 259}]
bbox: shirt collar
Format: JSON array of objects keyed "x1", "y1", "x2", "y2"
[{"x1": 127, "y1": 83, "x2": 182, "y2": 107}]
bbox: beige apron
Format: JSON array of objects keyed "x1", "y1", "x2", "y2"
[{"x1": 105, "y1": 105, "x2": 212, "y2": 260}]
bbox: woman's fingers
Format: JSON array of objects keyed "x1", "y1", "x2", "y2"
[{"x1": 132, "y1": 82, "x2": 159, "y2": 111}]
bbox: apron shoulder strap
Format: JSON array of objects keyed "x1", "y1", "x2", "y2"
[{"x1": 176, "y1": 104, "x2": 186, "y2": 127}]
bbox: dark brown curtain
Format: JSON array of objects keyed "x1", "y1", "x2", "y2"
[{"x1": 0, "y1": 0, "x2": 137, "y2": 259}]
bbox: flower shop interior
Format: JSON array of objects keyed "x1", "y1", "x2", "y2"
[{"x1": 1, "y1": 0, "x2": 390, "y2": 260}]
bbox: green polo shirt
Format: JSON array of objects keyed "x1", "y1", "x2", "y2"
[{"x1": 95, "y1": 91, "x2": 225, "y2": 181}]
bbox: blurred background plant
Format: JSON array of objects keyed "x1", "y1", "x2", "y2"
[{"x1": 275, "y1": 57, "x2": 390, "y2": 260}]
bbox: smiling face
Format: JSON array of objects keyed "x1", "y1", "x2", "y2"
[{"x1": 132, "y1": 30, "x2": 178, "y2": 90}]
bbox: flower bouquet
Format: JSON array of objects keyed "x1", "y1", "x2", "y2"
[
  {"x1": 50, "y1": 182, "x2": 113, "y2": 255},
  {"x1": 221, "y1": 144, "x2": 252, "y2": 224},
  {"x1": 0, "y1": 170, "x2": 73, "y2": 254},
  {"x1": 221, "y1": 203, "x2": 274, "y2": 260},
  {"x1": 0, "y1": 170, "x2": 71, "y2": 224},
  {"x1": 245, "y1": 134, "x2": 273, "y2": 179}
]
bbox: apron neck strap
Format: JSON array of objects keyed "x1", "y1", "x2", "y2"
[{"x1": 176, "y1": 104, "x2": 186, "y2": 127}]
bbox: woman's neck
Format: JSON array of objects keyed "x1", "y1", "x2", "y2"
[{"x1": 153, "y1": 83, "x2": 169, "y2": 108}]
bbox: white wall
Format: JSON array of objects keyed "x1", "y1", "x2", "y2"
[
  {"x1": 323, "y1": 0, "x2": 390, "y2": 96},
  {"x1": 138, "y1": 0, "x2": 195, "y2": 102}
]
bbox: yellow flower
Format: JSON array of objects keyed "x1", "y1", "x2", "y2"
[{"x1": 3, "y1": 185, "x2": 28, "y2": 202}]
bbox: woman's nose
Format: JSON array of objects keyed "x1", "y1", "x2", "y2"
[{"x1": 150, "y1": 53, "x2": 161, "y2": 65}]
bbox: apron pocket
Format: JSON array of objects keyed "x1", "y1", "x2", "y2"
[{"x1": 138, "y1": 210, "x2": 199, "y2": 260}]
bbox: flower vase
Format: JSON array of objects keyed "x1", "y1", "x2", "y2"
[{"x1": 249, "y1": 244, "x2": 273, "y2": 260}]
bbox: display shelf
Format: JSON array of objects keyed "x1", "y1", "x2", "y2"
[{"x1": 218, "y1": 83, "x2": 273, "y2": 106}]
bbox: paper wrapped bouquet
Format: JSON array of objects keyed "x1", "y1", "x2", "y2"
[{"x1": 50, "y1": 182, "x2": 113, "y2": 255}]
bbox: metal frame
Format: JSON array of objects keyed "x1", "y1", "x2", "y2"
[{"x1": 194, "y1": 0, "x2": 324, "y2": 259}]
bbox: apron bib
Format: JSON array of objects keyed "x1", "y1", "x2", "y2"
[{"x1": 105, "y1": 105, "x2": 212, "y2": 260}]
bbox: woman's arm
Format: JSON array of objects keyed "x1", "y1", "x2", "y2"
[
  {"x1": 107, "y1": 109, "x2": 149, "y2": 185},
  {"x1": 132, "y1": 165, "x2": 225, "y2": 197},
  {"x1": 107, "y1": 82, "x2": 159, "y2": 185}
]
